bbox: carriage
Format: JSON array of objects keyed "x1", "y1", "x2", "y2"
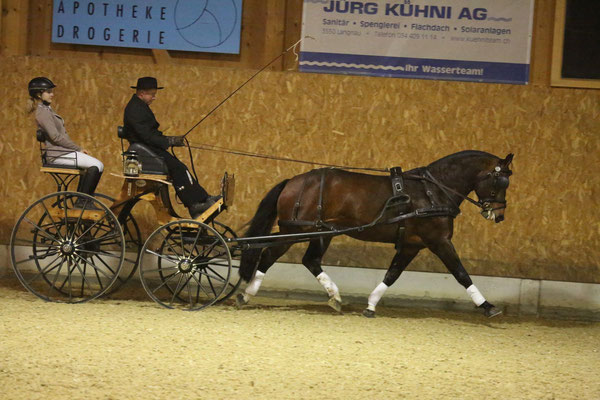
[
  {"x1": 9, "y1": 128, "x2": 243, "y2": 310},
  {"x1": 10, "y1": 127, "x2": 513, "y2": 317}
]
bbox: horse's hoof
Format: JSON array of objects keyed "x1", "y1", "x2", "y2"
[
  {"x1": 235, "y1": 293, "x2": 248, "y2": 309},
  {"x1": 362, "y1": 309, "x2": 375, "y2": 318},
  {"x1": 328, "y1": 297, "x2": 343, "y2": 313},
  {"x1": 485, "y1": 307, "x2": 503, "y2": 318}
]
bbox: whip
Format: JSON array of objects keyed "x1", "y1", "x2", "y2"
[{"x1": 182, "y1": 36, "x2": 314, "y2": 138}]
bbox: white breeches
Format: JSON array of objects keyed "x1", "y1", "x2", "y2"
[{"x1": 52, "y1": 151, "x2": 104, "y2": 172}]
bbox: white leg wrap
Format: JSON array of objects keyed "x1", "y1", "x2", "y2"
[
  {"x1": 367, "y1": 282, "x2": 389, "y2": 311},
  {"x1": 244, "y1": 270, "x2": 265, "y2": 297},
  {"x1": 316, "y1": 272, "x2": 341, "y2": 302},
  {"x1": 466, "y1": 284, "x2": 486, "y2": 306}
]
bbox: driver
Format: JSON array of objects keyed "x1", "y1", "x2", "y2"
[{"x1": 122, "y1": 77, "x2": 219, "y2": 219}]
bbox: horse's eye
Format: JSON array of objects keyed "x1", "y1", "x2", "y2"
[{"x1": 490, "y1": 191, "x2": 496, "y2": 197}]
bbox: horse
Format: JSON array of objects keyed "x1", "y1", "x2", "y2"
[{"x1": 236, "y1": 150, "x2": 513, "y2": 318}]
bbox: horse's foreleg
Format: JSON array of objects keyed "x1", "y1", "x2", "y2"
[
  {"x1": 302, "y1": 238, "x2": 341, "y2": 312},
  {"x1": 427, "y1": 239, "x2": 502, "y2": 318},
  {"x1": 363, "y1": 246, "x2": 420, "y2": 318},
  {"x1": 236, "y1": 243, "x2": 292, "y2": 308}
]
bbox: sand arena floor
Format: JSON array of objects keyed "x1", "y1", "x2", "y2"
[{"x1": 0, "y1": 277, "x2": 599, "y2": 400}]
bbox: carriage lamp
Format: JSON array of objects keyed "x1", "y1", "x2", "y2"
[{"x1": 123, "y1": 151, "x2": 141, "y2": 176}]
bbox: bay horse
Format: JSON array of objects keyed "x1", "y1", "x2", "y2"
[{"x1": 236, "y1": 151, "x2": 513, "y2": 318}]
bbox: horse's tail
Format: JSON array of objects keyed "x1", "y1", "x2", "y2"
[{"x1": 239, "y1": 179, "x2": 289, "y2": 282}]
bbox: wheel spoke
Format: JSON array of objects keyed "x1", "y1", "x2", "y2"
[
  {"x1": 89, "y1": 253, "x2": 117, "y2": 278},
  {"x1": 169, "y1": 274, "x2": 186, "y2": 306},
  {"x1": 151, "y1": 271, "x2": 180, "y2": 294},
  {"x1": 25, "y1": 255, "x2": 63, "y2": 285},
  {"x1": 69, "y1": 200, "x2": 89, "y2": 242},
  {"x1": 195, "y1": 268, "x2": 227, "y2": 283},
  {"x1": 23, "y1": 217, "x2": 61, "y2": 243},
  {"x1": 205, "y1": 265, "x2": 229, "y2": 282},
  {"x1": 159, "y1": 229, "x2": 183, "y2": 258},
  {"x1": 145, "y1": 249, "x2": 180, "y2": 265},
  {"x1": 190, "y1": 272, "x2": 212, "y2": 298},
  {"x1": 73, "y1": 254, "x2": 113, "y2": 280},
  {"x1": 40, "y1": 201, "x2": 65, "y2": 241},
  {"x1": 47, "y1": 258, "x2": 67, "y2": 298},
  {"x1": 90, "y1": 256, "x2": 106, "y2": 290},
  {"x1": 73, "y1": 260, "x2": 94, "y2": 295},
  {"x1": 143, "y1": 265, "x2": 178, "y2": 274},
  {"x1": 76, "y1": 249, "x2": 121, "y2": 259},
  {"x1": 199, "y1": 239, "x2": 220, "y2": 258},
  {"x1": 178, "y1": 224, "x2": 188, "y2": 259},
  {"x1": 75, "y1": 232, "x2": 121, "y2": 247},
  {"x1": 73, "y1": 212, "x2": 113, "y2": 243}
]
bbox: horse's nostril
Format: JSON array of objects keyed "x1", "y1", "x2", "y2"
[{"x1": 495, "y1": 215, "x2": 504, "y2": 223}]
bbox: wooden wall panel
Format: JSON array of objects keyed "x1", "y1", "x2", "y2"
[
  {"x1": 1, "y1": 0, "x2": 29, "y2": 55},
  {"x1": 0, "y1": 56, "x2": 598, "y2": 284}
]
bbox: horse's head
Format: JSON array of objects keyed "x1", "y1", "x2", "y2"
[{"x1": 474, "y1": 153, "x2": 513, "y2": 223}]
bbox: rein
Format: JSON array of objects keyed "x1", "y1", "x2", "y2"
[{"x1": 187, "y1": 142, "x2": 389, "y2": 173}]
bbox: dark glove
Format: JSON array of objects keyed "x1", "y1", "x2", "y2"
[{"x1": 167, "y1": 135, "x2": 185, "y2": 147}]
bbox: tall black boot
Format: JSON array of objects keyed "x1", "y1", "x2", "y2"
[{"x1": 74, "y1": 167, "x2": 102, "y2": 209}]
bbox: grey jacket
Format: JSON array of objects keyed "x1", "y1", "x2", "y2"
[{"x1": 35, "y1": 103, "x2": 81, "y2": 156}]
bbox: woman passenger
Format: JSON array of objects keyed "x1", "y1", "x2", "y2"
[{"x1": 27, "y1": 77, "x2": 104, "y2": 203}]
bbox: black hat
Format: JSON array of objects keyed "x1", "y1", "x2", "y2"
[
  {"x1": 28, "y1": 77, "x2": 56, "y2": 97},
  {"x1": 131, "y1": 77, "x2": 164, "y2": 90}
]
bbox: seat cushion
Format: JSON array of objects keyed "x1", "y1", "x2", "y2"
[{"x1": 126, "y1": 143, "x2": 169, "y2": 175}]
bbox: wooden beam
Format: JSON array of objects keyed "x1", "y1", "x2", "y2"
[
  {"x1": 152, "y1": 49, "x2": 172, "y2": 64},
  {"x1": 28, "y1": 0, "x2": 52, "y2": 56},
  {"x1": 283, "y1": 0, "x2": 304, "y2": 71},
  {"x1": 530, "y1": 0, "x2": 555, "y2": 86},
  {"x1": 264, "y1": 0, "x2": 286, "y2": 71},
  {"x1": 0, "y1": 0, "x2": 3, "y2": 50},
  {"x1": 1, "y1": 0, "x2": 29, "y2": 55}
]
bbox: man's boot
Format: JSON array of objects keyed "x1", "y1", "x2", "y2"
[{"x1": 189, "y1": 195, "x2": 222, "y2": 219}]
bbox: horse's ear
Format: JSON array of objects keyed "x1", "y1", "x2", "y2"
[{"x1": 501, "y1": 153, "x2": 514, "y2": 167}]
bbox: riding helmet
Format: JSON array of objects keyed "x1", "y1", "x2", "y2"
[{"x1": 28, "y1": 77, "x2": 56, "y2": 97}]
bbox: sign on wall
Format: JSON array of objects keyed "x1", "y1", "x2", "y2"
[
  {"x1": 300, "y1": 0, "x2": 534, "y2": 84},
  {"x1": 52, "y1": 0, "x2": 243, "y2": 54}
]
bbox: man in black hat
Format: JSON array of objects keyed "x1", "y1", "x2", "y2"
[{"x1": 123, "y1": 76, "x2": 218, "y2": 218}]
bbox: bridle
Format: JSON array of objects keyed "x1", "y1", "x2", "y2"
[{"x1": 411, "y1": 166, "x2": 512, "y2": 218}]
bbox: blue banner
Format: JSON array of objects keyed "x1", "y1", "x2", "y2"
[
  {"x1": 52, "y1": 0, "x2": 242, "y2": 54},
  {"x1": 300, "y1": 0, "x2": 534, "y2": 84}
]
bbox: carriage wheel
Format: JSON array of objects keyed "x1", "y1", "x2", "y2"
[
  {"x1": 94, "y1": 193, "x2": 142, "y2": 294},
  {"x1": 209, "y1": 220, "x2": 241, "y2": 303},
  {"x1": 139, "y1": 220, "x2": 232, "y2": 310},
  {"x1": 10, "y1": 192, "x2": 125, "y2": 303}
]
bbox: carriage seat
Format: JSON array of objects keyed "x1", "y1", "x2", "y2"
[
  {"x1": 36, "y1": 129, "x2": 81, "y2": 172},
  {"x1": 117, "y1": 127, "x2": 168, "y2": 175},
  {"x1": 125, "y1": 143, "x2": 169, "y2": 175}
]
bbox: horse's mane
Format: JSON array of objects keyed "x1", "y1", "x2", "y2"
[{"x1": 428, "y1": 150, "x2": 498, "y2": 168}]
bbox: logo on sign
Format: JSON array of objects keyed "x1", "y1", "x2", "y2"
[{"x1": 174, "y1": 0, "x2": 239, "y2": 48}]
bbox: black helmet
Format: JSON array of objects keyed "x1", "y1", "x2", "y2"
[{"x1": 28, "y1": 77, "x2": 56, "y2": 97}]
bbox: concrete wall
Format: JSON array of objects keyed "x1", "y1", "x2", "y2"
[{"x1": 2, "y1": 246, "x2": 598, "y2": 320}]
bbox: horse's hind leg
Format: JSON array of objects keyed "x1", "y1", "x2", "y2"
[
  {"x1": 236, "y1": 243, "x2": 292, "y2": 308},
  {"x1": 363, "y1": 245, "x2": 420, "y2": 318},
  {"x1": 302, "y1": 237, "x2": 342, "y2": 312},
  {"x1": 427, "y1": 239, "x2": 502, "y2": 318}
]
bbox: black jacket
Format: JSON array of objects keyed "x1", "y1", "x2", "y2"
[{"x1": 123, "y1": 94, "x2": 169, "y2": 150}]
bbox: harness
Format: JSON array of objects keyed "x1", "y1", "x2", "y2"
[
  {"x1": 276, "y1": 163, "x2": 511, "y2": 243},
  {"x1": 278, "y1": 167, "x2": 461, "y2": 234}
]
